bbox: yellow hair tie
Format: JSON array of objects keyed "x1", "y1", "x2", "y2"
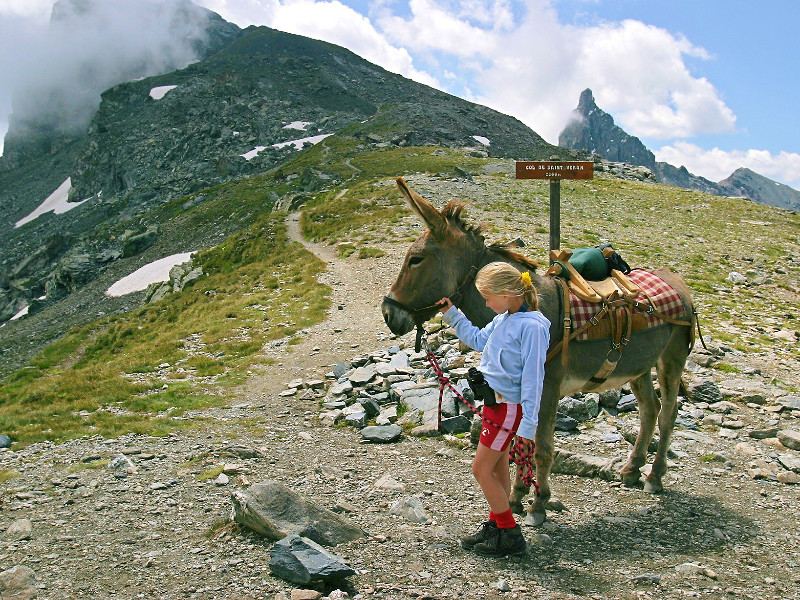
[{"x1": 520, "y1": 271, "x2": 532, "y2": 287}]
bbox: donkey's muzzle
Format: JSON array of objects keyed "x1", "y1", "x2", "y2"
[{"x1": 381, "y1": 297, "x2": 415, "y2": 336}]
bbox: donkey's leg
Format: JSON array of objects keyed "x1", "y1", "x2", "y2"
[
  {"x1": 510, "y1": 469, "x2": 527, "y2": 515},
  {"x1": 644, "y1": 347, "x2": 685, "y2": 494},
  {"x1": 512, "y1": 384, "x2": 558, "y2": 525},
  {"x1": 620, "y1": 372, "x2": 660, "y2": 487}
]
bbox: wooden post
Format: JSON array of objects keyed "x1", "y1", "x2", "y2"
[{"x1": 548, "y1": 156, "x2": 561, "y2": 259}]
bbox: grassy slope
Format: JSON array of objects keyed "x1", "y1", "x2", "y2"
[{"x1": 1, "y1": 137, "x2": 798, "y2": 446}]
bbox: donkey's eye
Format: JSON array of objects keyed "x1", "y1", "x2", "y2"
[{"x1": 408, "y1": 256, "x2": 425, "y2": 268}]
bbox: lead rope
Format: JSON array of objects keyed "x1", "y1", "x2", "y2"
[{"x1": 421, "y1": 336, "x2": 539, "y2": 493}]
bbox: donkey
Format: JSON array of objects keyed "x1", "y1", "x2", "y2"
[{"x1": 382, "y1": 177, "x2": 696, "y2": 525}]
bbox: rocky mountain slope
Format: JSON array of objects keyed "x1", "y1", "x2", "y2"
[
  {"x1": 0, "y1": 12, "x2": 564, "y2": 356},
  {"x1": 720, "y1": 167, "x2": 800, "y2": 211},
  {"x1": 0, "y1": 0, "x2": 242, "y2": 171},
  {"x1": 558, "y1": 89, "x2": 656, "y2": 170},
  {"x1": 558, "y1": 89, "x2": 800, "y2": 211}
]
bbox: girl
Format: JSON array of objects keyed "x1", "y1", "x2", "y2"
[{"x1": 438, "y1": 262, "x2": 550, "y2": 556}]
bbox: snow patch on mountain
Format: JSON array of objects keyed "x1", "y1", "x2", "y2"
[
  {"x1": 106, "y1": 252, "x2": 195, "y2": 297},
  {"x1": 14, "y1": 178, "x2": 92, "y2": 228},
  {"x1": 150, "y1": 85, "x2": 178, "y2": 100}
]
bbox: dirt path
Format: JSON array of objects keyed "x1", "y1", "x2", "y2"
[{"x1": 243, "y1": 211, "x2": 404, "y2": 394}]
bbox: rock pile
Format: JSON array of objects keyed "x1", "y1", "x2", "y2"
[{"x1": 280, "y1": 324, "x2": 800, "y2": 490}]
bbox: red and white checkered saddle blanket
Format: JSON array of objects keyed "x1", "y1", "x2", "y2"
[{"x1": 570, "y1": 269, "x2": 688, "y2": 340}]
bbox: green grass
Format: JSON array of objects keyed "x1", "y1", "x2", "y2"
[
  {"x1": 0, "y1": 212, "x2": 330, "y2": 446},
  {"x1": 198, "y1": 465, "x2": 225, "y2": 481},
  {"x1": 0, "y1": 470, "x2": 19, "y2": 484},
  {"x1": 358, "y1": 247, "x2": 385, "y2": 259},
  {"x1": 712, "y1": 363, "x2": 741, "y2": 374},
  {"x1": 68, "y1": 459, "x2": 110, "y2": 472}
]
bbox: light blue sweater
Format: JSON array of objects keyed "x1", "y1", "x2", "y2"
[{"x1": 443, "y1": 306, "x2": 550, "y2": 440}]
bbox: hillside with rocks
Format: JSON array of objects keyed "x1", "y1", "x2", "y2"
[
  {"x1": 2, "y1": 172, "x2": 799, "y2": 600},
  {"x1": 0, "y1": 20, "x2": 564, "y2": 359}
]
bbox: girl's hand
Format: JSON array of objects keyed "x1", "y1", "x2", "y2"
[{"x1": 437, "y1": 297, "x2": 453, "y2": 313}]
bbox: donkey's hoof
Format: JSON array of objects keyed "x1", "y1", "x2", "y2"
[
  {"x1": 621, "y1": 473, "x2": 643, "y2": 488},
  {"x1": 643, "y1": 480, "x2": 663, "y2": 494},
  {"x1": 523, "y1": 511, "x2": 546, "y2": 527}
]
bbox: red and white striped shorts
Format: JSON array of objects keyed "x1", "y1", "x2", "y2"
[{"x1": 479, "y1": 399, "x2": 522, "y2": 451}]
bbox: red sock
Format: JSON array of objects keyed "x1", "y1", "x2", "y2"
[
  {"x1": 489, "y1": 511, "x2": 497, "y2": 523},
  {"x1": 494, "y1": 509, "x2": 517, "y2": 529}
]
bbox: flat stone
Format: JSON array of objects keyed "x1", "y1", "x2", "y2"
[
  {"x1": 231, "y1": 481, "x2": 364, "y2": 546},
  {"x1": 777, "y1": 453, "x2": 800, "y2": 473},
  {"x1": 410, "y1": 423, "x2": 441, "y2": 437},
  {"x1": 749, "y1": 427, "x2": 779, "y2": 439},
  {"x1": 360, "y1": 425, "x2": 402, "y2": 443},
  {"x1": 269, "y1": 535, "x2": 355, "y2": 584},
  {"x1": 373, "y1": 473, "x2": 405, "y2": 491},
  {"x1": 778, "y1": 396, "x2": 800, "y2": 411},
  {"x1": 328, "y1": 381, "x2": 353, "y2": 396},
  {"x1": 348, "y1": 366, "x2": 376, "y2": 385},
  {"x1": 617, "y1": 394, "x2": 638, "y2": 412},
  {"x1": 777, "y1": 471, "x2": 800, "y2": 484},
  {"x1": 777, "y1": 429, "x2": 800, "y2": 451}
]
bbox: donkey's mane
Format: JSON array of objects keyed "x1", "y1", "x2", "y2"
[
  {"x1": 489, "y1": 245, "x2": 540, "y2": 272},
  {"x1": 440, "y1": 199, "x2": 538, "y2": 272},
  {"x1": 441, "y1": 200, "x2": 486, "y2": 236}
]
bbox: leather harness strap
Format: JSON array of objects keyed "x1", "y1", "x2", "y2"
[{"x1": 545, "y1": 274, "x2": 693, "y2": 384}]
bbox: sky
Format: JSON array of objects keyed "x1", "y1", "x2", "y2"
[{"x1": 1, "y1": 0, "x2": 799, "y2": 191}]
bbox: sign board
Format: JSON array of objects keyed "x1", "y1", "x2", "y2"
[{"x1": 515, "y1": 161, "x2": 594, "y2": 180}]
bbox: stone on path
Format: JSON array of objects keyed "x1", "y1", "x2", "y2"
[
  {"x1": 231, "y1": 480, "x2": 364, "y2": 546},
  {"x1": 389, "y1": 496, "x2": 431, "y2": 523},
  {"x1": 0, "y1": 565, "x2": 37, "y2": 600},
  {"x1": 348, "y1": 366, "x2": 375, "y2": 385},
  {"x1": 777, "y1": 429, "x2": 800, "y2": 451},
  {"x1": 551, "y1": 449, "x2": 624, "y2": 481},
  {"x1": 269, "y1": 535, "x2": 355, "y2": 584},
  {"x1": 360, "y1": 424, "x2": 402, "y2": 443},
  {"x1": 4, "y1": 519, "x2": 32, "y2": 542}
]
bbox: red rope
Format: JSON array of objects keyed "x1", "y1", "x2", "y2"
[{"x1": 423, "y1": 341, "x2": 538, "y2": 494}]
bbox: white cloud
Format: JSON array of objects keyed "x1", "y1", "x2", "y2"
[
  {"x1": 578, "y1": 20, "x2": 735, "y2": 140},
  {"x1": 1, "y1": 0, "x2": 212, "y2": 147},
  {"x1": 375, "y1": 0, "x2": 501, "y2": 58},
  {"x1": 655, "y1": 141, "x2": 800, "y2": 190},
  {"x1": 459, "y1": 6, "x2": 737, "y2": 144},
  {"x1": 0, "y1": 0, "x2": 53, "y2": 20}
]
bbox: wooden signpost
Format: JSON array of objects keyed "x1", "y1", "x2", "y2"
[{"x1": 515, "y1": 159, "x2": 594, "y2": 256}]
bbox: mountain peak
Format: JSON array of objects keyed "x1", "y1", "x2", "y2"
[
  {"x1": 559, "y1": 88, "x2": 655, "y2": 169},
  {"x1": 720, "y1": 167, "x2": 800, "y2": 211},
  {"x1": 576, "y1": 88, "x2": 597, "y2": 114}
]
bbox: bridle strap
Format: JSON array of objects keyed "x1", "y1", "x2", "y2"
[{"x1": 383, "y1": 265, "x2": 478, "y2": 352}]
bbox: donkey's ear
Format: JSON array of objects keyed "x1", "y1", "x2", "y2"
[{"x1": 396, "y1": 177, "x2": 447, "y2": 238}]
